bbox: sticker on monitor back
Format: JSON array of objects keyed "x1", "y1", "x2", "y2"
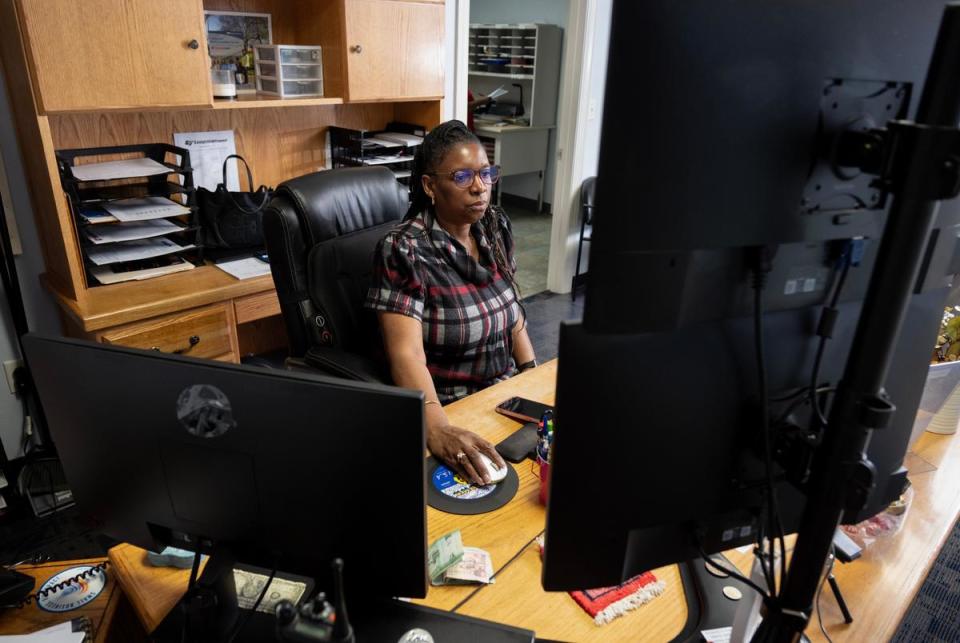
[
  {"x1": 37, "y1": 565, "x2": 107, "y2": 612},
  {"x1": 432, "y1": 464, "x2": 496, "y2": 500}
]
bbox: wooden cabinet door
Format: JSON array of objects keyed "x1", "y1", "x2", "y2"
[
  {"x1": 16, "y1": 0, "x2": 211, "y2": 112},
  {"x1": 343, "y1": 0, "x2": 445, "y2": 101}
]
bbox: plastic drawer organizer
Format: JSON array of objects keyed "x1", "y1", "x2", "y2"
[{"x1": 255, "y1": 45, "x2": 323, "y2": 97}]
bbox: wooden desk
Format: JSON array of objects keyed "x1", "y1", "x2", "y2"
[
  {"x1": 415, "y1": 361, "x2": 688, "y2": 641},
  {"x1": 107, "y1": 361, "x2": 960, "y2": 641},
  {"x1": 0, "y1": 556, "x2": 144, "y2": 642},
  {"x1": 52, "y1": 269, "x2": 286, "y2": 364}
]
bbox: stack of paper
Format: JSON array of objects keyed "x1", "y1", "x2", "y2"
[
  {"x1": 364, "y1": 136, "x2": 407, "y2": 148},
  {"x1": 487, "y1": 85, "x2": 509, "y2": 100},
  {"x1": 377, "y1": 132, "x2": 423, "y2": 147},
  {"x1": 102, "y1": 196, "x2": 190, "y2": 222},
  {"x1": 70, "y1": 158, "x2": 170, "y2": 182},
  {"x1": 361, "y1": 155, "x2": 415, "y2": 166},
  {"x1": 215, "y1": 256, "x2": 271, "y2": 280},
  {"x1": 0, "y1": 619, "x2": 88, "y2": 641},
  {"x1": 85, "y1": 238, "x2": 195, "y2": 266},
  {"x1": 82, "y1": 219, "x2": 183, "y2": 245},
  {"x1": 78, "y1": 207, "x2": 116, "y2": 224},
  {"x1": 89, "y1": 256, "x2": 195, "y2": 285}
]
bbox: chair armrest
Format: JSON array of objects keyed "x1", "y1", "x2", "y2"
[{"x1": 296, "y1": 346, "x2": 391, "y2": 384}]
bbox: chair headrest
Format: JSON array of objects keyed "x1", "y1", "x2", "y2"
[{"x1": 273, "y1": 166, "x2": 407, "y2": 245}]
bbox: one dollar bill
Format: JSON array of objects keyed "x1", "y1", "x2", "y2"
[{"x1": 233, "y1": 569, "x2": 307, "y2": 614}]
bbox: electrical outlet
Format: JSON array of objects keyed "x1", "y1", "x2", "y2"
[{"x1": 3, "y1": 359, "x2": 22, "y2": 394}]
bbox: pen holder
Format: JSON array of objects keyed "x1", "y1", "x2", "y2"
[{"x1": 538, "y1": 453, "x2": 550, "y2": 506}]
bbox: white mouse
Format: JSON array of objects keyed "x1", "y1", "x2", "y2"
[{"x1": 478, "y1": 452, "x2": 508, "y2": 484}]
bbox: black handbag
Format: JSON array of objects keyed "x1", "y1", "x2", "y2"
[{"x1": 197, "y1": 154, "x2": 272, "y2": 249}]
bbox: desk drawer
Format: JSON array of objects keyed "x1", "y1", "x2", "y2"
[
  {"x1": 234, "y1": 290, "x2": 281, "y2": 324},
  {"x1": 100, "y1": 304, "x2": 236, "y2": 360}
]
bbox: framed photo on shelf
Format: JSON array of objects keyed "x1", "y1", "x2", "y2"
[{"x1": 204, "y1": 10, "x2": 273, "y2": 94}]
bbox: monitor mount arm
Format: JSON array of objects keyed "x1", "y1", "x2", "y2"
[{"x1": 753, "y1": 4, "x2": 960, "y2": 641}]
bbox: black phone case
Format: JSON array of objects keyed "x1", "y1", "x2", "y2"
[{"x1": 495, "y1": 423, "x2": 539, "y2": 463}]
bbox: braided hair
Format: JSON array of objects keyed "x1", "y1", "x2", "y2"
[{"x1": 406, "y1": 119, "x2": 527, "y2": 329}]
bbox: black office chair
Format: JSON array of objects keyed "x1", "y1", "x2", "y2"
[
  {"x1": 263, "y1": 166, "x2": 408, "y2": 383},
  {"x1": 571, "y1": 176, "x2": 596, "y2": 300}
]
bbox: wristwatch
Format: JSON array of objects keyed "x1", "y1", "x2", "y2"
[{"x1": 518, "y1": 359, "x2": 538, "y2": 372}]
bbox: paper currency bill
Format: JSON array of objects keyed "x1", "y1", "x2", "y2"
[
  {"x1": 233, "y1": 569, "x2": 307, "y2": 614},
  {"x1": 428, "y1": 529, "x2": 464, "y2": 581},
  {"x1": 434, "y1": 547, "x2": 494, "y2": 586}
]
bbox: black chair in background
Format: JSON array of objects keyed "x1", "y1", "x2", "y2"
[
  {"x1": 571, "y1": 176, "x2": 596, "y2": 300},
  {"x1": 263, "y1": 166, "x2": 407, "y2": 383}
]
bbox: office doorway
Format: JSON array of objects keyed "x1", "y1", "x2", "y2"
[
  {"x1": 454, "y1": 0, "x2": 571, "y2": 297},
  {"x1": 454, "y1": 0, "x2": 608, "y2": 297}
]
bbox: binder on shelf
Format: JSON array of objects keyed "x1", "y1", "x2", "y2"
[
  {"x1": 328, "y1": 121, "x2": 425, "y2": 187},
  {"x1": 55, "y1": 143, "x2": 203, "y2": 287}
]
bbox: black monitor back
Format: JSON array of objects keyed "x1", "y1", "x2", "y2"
[
  {"x1": 22, "y1": 334, "x2": 428, "y2": 599},
  {"x1": 585, "y1": 0, "x2": 960, "y2": 334},
  {"x1": 543, "y1": 286, "x2": 942, "y2": 589},
  {"x1": 543, "y1": 0, "x2": 960, "y2": 591}
]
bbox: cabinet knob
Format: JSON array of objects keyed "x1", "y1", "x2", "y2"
[
  {"x1": 350, "y1": 44, "x2": 363, "y2": 54},
  {"x1": 187, "y1": 39, "x2": 200, "y2": 50}
]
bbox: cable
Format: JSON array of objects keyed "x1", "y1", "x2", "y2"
[
  {"x1": 451, "y1": 530, "x2": 544, "y2": 612},
  {"x1": 810, "y1": 245, "x2": 854, "y2": 427},
  {"x1": 770, "y1": 386, "x2": 811, "y2": 402},
  {"x1": 816, "y1": 558, "x2": 836, "y2": 643},
  {"x1": 5, "y1": 561, "x2": 108, "y2": 608},
  {"x1": 751, "y1": 257, "x2": 785, "y2": 597},
  {"x1": 754, "y1": 492, "x2": 775, "y2": 594},
  {"x1": 227, "y1": 565, "x2": 277, "y2": 643},
  {"x1": 775, "y1": 386, "x2": 837, "y2": 425}
]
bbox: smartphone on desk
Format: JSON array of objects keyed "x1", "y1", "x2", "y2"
[{"x1": 495, "y1": 396, "x2": 552, "y2": 424}]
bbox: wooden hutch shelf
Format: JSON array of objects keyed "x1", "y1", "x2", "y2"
[
  {"x1": 0, "y1": 0, "x2": 445, "y2": 363},
  {"x1": 212, "y1": 95, "x2": 345, "y2": 110}
]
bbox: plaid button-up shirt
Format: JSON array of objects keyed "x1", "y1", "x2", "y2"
[{"x1": 365, "y1": 208, "x2": 521, "y2": 403}]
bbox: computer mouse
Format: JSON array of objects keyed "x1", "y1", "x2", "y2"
[{"x1": 478, "y1": 452, "x2": 508, "y2": 484}]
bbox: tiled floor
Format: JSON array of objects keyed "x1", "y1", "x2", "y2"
[
  {"x1": 522, "y1": 290, "x2": 585, "y2": 362},
  {"x1": 507, "y1": 205, "x2": 552, "y2": 297}
]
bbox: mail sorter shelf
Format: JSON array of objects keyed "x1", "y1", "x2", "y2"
[
  {"x1": 468, "y1": 23, "x2": 562, "y2": 127},
  {"x1": 329, "y1": 122, "x2": 426, "y2": 185},
  {"x1": 55, "y1": 143, "x2": 203, "y2": 288}
]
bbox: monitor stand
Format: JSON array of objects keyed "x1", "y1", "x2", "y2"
[
  {"x1": 671, "y1": 554, "x2": 818, "y2": 643},
  {"x1": 152, "y1": 550, "x2": 259, "y2": 643},
  {"x1": 670, "y1": 555, "x2": 763, "y2": 643}
]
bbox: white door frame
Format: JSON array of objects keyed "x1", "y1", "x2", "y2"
[
  {"x1": 547, "y1": 0, "x2": 597, "y2": 293},
  {"x1": 452, "y1": 0, "x2": 599, "y2": 294},
  {"x1": 451, "y1": 0, "x2": 470, "y2": 123}
]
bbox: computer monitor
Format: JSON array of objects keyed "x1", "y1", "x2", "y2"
[
  {"x1": 21, "y1": 334, "x2": 428, "y2": 600},
  {"x1": 543, "y1": 0, "x2": 960, "y2": 592}
]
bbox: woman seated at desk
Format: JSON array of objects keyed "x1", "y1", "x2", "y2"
[{"x1": 365, "y1": 120, "x2": 537, "y2": 485}]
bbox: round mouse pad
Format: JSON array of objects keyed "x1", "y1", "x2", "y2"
[{"x1": 426, "y1": 456, "x2": 519, "y2": 515}]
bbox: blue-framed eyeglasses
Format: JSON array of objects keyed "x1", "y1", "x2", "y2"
[{"x1": 433, "y1": 165, "x2": 502, "y2": 189}]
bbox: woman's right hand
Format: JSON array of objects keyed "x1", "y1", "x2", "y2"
[{"x1": 428, "y1": 423, "x2": 506, "y2": 485}]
